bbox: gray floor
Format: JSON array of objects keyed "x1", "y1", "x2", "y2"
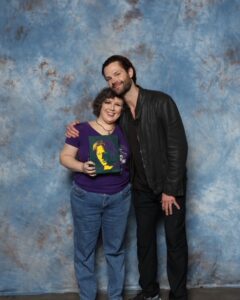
[{"x1": 0, "y1": 289, "x2": 239, "y2": 300}]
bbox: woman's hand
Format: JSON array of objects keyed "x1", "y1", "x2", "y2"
[
  {"x1": 60, "y1": 144, "x2": 96, "y2": 176},
  {"x1": 82, "y1": 161, "x2": 96, "y2": 177},
  {"x1": 66, "y1": 120, "x2": 80, "y2": 138}
]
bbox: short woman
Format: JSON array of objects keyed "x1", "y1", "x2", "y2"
[{"x1": 60, "y1": 88, "x2": 131, "y2": 300}]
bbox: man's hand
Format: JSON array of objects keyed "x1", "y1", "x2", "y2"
[
  {"x1": 66, "y1": 120, "x2": 80, "y2": 138},
  {"x1": 161, "y1": 193, "x2": 180, "y2": 216}
]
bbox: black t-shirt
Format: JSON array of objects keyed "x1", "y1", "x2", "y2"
[{"x1": 127, "y1": 116, "x2": 151, "y2": 192}]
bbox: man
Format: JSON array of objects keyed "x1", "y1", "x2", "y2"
[{"x1": 67, "y1": 55, "x2": 188, "y2": 300}]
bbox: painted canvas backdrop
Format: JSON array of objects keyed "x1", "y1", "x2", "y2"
[{"x1": 0, "y1": 0, "x2": 240, "y2": 295}]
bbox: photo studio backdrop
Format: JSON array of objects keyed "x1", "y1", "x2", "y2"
[{"x1": 0, "y1": 0, "x2": 240, "y2": 295}]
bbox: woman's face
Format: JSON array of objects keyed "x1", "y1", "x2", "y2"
[{"x1": 99, "y1": 97, "x2": 123, "y2": 124}]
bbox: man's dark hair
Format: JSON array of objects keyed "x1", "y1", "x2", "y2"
[
  {"x1": 102, "y1": 55, "x2": 137, "y2": 83},
  {"x1": 92, "y1": 87, "x2": 121, "y2": 117}
]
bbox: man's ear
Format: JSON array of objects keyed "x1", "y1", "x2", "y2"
[{"x1": 128, "y1": 67, "x2": 134, "y2": 79}]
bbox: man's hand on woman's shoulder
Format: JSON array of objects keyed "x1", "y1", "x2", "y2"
[{"x1": 66, "y1": 120, "x2": 80, "y2": 138}]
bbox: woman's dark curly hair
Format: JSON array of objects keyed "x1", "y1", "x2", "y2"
[{"x1": 92, "y1": 87, "x2": 123, "y2": 117}]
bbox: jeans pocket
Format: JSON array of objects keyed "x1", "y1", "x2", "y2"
[{"x1": 71, "y1": 183, "x2": 87, "y2": 200}]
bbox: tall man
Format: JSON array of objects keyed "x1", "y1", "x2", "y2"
[{"x1": 67, "y1": 55, "x2": 188, "y2": 300}]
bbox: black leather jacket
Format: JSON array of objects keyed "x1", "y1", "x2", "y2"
[{"x1": 120, "y1": 87, "x2": 188, "y2": 196}]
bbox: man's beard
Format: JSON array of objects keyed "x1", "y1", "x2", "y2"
[{"x1": 112, "y1": 78, "x2": 132, "y2": 96}]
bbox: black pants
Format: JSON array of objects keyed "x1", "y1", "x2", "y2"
[{"x1": 133, "y1": 189, "x2": 188, "y2": 300}]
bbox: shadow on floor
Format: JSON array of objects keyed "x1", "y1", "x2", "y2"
[{"x1": 0, "y1": 288, "x2": 239, "y2": 300}]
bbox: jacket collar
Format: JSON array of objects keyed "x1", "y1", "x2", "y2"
[
  {"x1": 135, "y1": 86, "x2": 143, "y2": 120},
  {"x1": 123, "y1": 86, "x2": 144, "y2": 121}
]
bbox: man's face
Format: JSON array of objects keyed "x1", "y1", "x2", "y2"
[{"x1": 103, "y1": 62, "x2": 133, "y2": 96}]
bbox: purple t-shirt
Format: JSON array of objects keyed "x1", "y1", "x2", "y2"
[{"x1": 65, "y1": 122, "x2": 130, "y2": 195}]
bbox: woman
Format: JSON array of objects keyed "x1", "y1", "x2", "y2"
[{"x1": 60, "y1": 88, "x2": 131, "y2": 300}]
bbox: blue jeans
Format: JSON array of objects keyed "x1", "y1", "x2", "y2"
[{"x1": 70, "y1": 183, "x2": 131, "y2": 300}]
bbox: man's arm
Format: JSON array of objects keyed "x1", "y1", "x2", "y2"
[
  {"x1": 161, "y1": 97, "x2": 188, "y2": 215},
  {"x1": 162, "y1": 97, "x2": 188, "y2": 196}
]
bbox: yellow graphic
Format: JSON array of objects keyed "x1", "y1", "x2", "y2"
[{"x1": 92, "y1": 141, "x2": 113, "y2": 170}]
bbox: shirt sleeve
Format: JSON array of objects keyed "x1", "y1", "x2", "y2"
[{"x1": 65, "y1": 124, "x2": 81, "y2": 148}]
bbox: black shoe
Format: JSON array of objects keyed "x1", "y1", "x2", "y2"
[{"x1": 129, "y1": 292, "x2": 161, "y2": 300}]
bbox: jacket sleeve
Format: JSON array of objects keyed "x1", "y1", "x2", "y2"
[{"x1": 161, "y1": 97, "x2": 188, "y2": 196}]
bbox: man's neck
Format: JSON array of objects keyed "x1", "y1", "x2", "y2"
[{"x1": 123, "y1": 83, "x2": 139, "y2": 117}]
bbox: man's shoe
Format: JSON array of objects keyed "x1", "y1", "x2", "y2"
[{"x1": 129, "y1": 292, "x2": 161, "y2": 300}]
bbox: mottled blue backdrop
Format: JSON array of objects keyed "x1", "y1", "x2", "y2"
[{"x1": 0, "y1": 0, "x2": 240, "y2": 296}]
